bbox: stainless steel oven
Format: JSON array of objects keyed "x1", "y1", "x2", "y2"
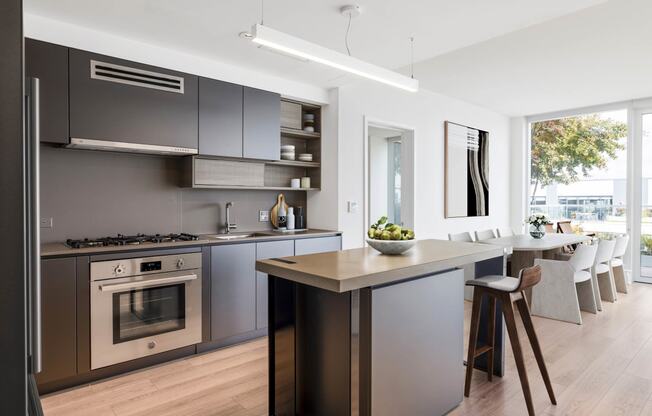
[{"x1": 90, "y1": 252, "x2": 202, "y2": 369}]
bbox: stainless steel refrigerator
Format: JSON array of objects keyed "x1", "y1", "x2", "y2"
[{"x1": 0, "y1": 1, "x2": 44, "y2": 413}]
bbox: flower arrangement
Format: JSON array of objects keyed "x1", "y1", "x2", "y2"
[{"x1": 527, "y1": 213, "x2": 550, "y2": 228}]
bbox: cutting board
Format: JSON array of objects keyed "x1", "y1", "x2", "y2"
[{"x1": 270, "y1": 193, "x2": 289, "y2": 228}]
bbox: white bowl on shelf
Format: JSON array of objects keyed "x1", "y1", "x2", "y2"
[
  {"x1": 366, "y1": 238, "x2": 416, "y2": 255},
  {"x1": 303, "y1": 126, "x2": 315, "y2": 133},
  {"x1": 281, "y1": 145, "x2": 295, "y2": 152},
  {"x1": 298, "y1": 153, "x2": 313, "y2": 161},
  {"x1": 281, "y1": 153, "x2": 296, "y2": 160}
]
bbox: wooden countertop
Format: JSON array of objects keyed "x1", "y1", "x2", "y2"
[
  {"x1": 256, "y1": 239, "x2": 505, "y2": 293},
  {"x1": 41, "y1": 229, "x2": 341, "y2": 258}
]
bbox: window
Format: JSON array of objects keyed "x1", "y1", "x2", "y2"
[{"x1": 529, "y1": 110, "x2": 628, "y2": 237}]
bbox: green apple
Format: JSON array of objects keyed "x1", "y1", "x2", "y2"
[{"x1": 381, "y1": 231, "x2": 391, "y2": 240}]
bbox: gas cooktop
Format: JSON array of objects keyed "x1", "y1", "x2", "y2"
[{"x1": 65, "y1": 233, "x2": 199, "y2": 249}]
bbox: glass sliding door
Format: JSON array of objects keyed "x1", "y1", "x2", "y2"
[{"x1": 635, "y1": 112, "x2": 652, "y2": 282}]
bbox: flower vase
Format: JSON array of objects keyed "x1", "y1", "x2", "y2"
[{"x1": 529, "y1": 224, "x2": 545, "y2": 239}]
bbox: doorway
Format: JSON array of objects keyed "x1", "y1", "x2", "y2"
[{"x1": 363, "y1": 119, "x2": 415, "y2": 235}]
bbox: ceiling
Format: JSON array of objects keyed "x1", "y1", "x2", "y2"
[
  {"x1": 25, "y1": 0, "x2": 606, "y2": 99},
  {"x1": 409, "y1": 0, "x2": 652, "y2": 116}
]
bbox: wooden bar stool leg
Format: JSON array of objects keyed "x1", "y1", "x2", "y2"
[
  {"x1": 516, "y1": 296, "x2": 557, "y2": 405},
  {"x1": 464, "y1": 288, "x2": 483, "y2": 397},
  {"x1": 486, "y1": 295, "x2": 496, "y2": 382},
  {"x1": 501, "y1": 293, "x2": 535, "y2": 416}
]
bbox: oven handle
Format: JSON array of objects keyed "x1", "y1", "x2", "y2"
[{"x1": 99, "y1": 274, "x2": 198, "y2": 292}]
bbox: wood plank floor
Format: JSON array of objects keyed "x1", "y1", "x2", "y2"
[{"x1": 43, "y1": 283, "x2": 652, "y2": 416}]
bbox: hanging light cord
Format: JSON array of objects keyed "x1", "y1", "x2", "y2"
[
  {"x1": 260, "y1": 0, "x2": 264, "y2": 25},
  {"x1": 410, "y1": 37, "x2": 415, "y2": 79},
  {"x1": 345, "y1": 13, "x2": 352, "y2": 56}
]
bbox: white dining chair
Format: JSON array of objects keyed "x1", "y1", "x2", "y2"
[
  {"x1": 475, "y1": 229, "x2": 497, "y2": 241},
  {"x1": 496, "y1": 228, "x2": 515, "y2": 238},
  {"x1": 593, "y1": 239, "x2": 617, "y2": 304},
  {"x1": 449, "y1": 232, "x2": 474, "y2": 242},
  {"x1": 531, "y1": 243, "x2": 599, "y2": 325},
  {"x1": 611, "y1": 235, "x2": 630, "y2": 294},
  {"x1": 449, "y1": 232, "x2": 475, "y2": 300}
]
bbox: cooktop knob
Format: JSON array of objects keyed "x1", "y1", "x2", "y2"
[
  {"x1": 114, "y1": 264, "x2": 125, "y2": 275},
  {"x1": 176, "y1": 258, "x2": 185, "y2": 269}
]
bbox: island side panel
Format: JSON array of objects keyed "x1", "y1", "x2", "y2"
[
  {"x1": 474, "y1": 255, "x2": 507, "y2": 377},
  {"x1": 268, "y1": 276, "x2": 296, "y2": 416},
  {"x1": 369, "y1": 269, "x2": 465, "y2": 416}
]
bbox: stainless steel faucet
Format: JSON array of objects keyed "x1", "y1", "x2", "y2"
[{"x1": 225, "y1": 202, "x2": 237, "y2": 234}]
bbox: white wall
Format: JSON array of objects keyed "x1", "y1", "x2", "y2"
[{"x1": 336, "y1": 80, "x2": 511, "y2": 249}]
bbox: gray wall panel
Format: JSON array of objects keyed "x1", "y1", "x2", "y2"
[{"x1": 39, "y1": 145, "x2": 306, "y2": 242}]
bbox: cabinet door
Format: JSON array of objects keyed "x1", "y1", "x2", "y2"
[
  {"x1": 294, "y1": 236, "x2": 342, "y2": 256},
  {"x1": 69, "y1": 50, "x2": 198, "y2": 149},
  {"x1": 199, "y1": 78, "x2": 243, "y2": 157},
  {"x1": 256, "y1": 240, "x2": 294, "y2": 330},
  {"x1": 25, "y1": 39, "x2": 69, "y2": 144},
  {"x1": 243, "y1": 87, "x2": 280, "y2": 160},
  {"x1": 210, "y1": 243, "x2": 256, "y2": 341},
  {"x1": 37, "y1": 258, "x2": 77, "y2": 384}
]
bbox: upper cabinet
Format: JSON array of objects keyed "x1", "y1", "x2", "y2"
[
  {"x1": 69, "y1": 50, "x2": 198, "y2": 150},
  {"x1": 243, "y1": 87, "x2": 280, "y2": 160},
  {"x1": 25, "y1": 39, "x2": 69, "y2": 144},
  {"x1": 198, "y1": 78, "x2": 243, "y2": 158}
]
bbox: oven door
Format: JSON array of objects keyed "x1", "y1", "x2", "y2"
[{"x1": 90, "y1": 270, "x2": 202, "y2": 369}]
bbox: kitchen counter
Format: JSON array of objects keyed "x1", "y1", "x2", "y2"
[
  {"x1": 257, "y1": 238, "x2": 504, "y2": 292},
  {"x1": 41, "y1": 229, "x2": 341, "y2": 257},
  {"x1": 258, "y1": 239, "x2": 506, "y2": 416}
]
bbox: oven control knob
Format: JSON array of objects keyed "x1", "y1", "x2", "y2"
[
  {"x1": 176, "y1": 259, "x2": 185, "y2": 269},
  {"x1": 148, "y1": 341, "x2": 157, "y2": 349},
  {"x1": 114, "y1": 264, "x2": 125, "y2": 275}
]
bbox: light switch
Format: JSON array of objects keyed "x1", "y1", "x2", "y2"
[
  {"x1": 347, "y1": 201, "x2": 358, "y2": 213},
  {"x1": 259, "y1": 210, "x2": 270, "y2": 222},
  {"x1": 40, "y1": 217, "x2": 53, "y2": 228}
]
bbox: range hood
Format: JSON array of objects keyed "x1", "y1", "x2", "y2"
[{"x1": 66, "y1": 138, "x2": 198, "y2": 156}]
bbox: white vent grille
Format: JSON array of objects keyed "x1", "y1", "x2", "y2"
[{"x1": 90, "y1": 60, "x2": 184, "y2": 94}]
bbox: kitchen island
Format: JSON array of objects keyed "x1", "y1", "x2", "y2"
[{"x1": 256, "y1": 239, "x2": 507, "y2": 416}]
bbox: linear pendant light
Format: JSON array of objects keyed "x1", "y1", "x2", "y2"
[{"x1": 250, "y1": 24, "x2": 419, "y2": 92}]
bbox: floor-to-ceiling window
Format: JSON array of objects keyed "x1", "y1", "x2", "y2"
[
  {"x1": 528, "y1": 109, "x2": 628, "y2": 238},
  {"x1": 639, "y1": 113, "x2": 652, "y2": 279}
]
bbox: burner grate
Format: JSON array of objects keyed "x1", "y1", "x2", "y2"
[{"x1": 66, "y1": 233, "x2": 199, "y2": 249}]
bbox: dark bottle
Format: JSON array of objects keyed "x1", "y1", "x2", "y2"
[{"x1": 295, "y1": 206, "x2": 305, "y2": 229}]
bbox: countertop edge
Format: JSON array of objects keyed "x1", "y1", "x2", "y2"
[{"x1": 41, "y1": 230, "x2": 342, "y2": 258}]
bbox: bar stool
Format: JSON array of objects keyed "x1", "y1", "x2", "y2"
[{"x1": 465, "y1": 265, "x2": 556, "y2": 416}]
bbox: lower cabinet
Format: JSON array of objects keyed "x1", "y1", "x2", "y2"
[
  {"x1": 210, "y1": 243, "x2": 257, "y2": 341},
  {"x1": 294, "y1": 235, "x2": 342, "y2": 256},
  {"x1": 37, "y1": 258, "x2": 77, "y2": 384},
  {"x1": 255, "y1": 240, "x2": 294, "y2": 330}
]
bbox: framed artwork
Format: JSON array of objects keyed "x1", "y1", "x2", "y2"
[{"x1": 445, "y1": 121, "x2": 489, "y2": 218}]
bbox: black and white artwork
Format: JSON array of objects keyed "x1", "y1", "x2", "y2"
[{"x1": 445, "y1": 121, "x2": 489, "y2": 218}]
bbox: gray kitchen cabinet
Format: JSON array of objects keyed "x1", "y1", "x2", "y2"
[
  {"x1": 255, "y1": 240, "x2": 294, "y2": 330},
  {"x1": 243, "y1": 87, "x2": 280, "y2": 160},
  {"x1": 210, "y1": 243, "x2": 256, "y2": 341},
  {"x1": 198, "y1": 78, "x2": 243, "y2": 158},
  {"x1": 25, "y1": 39, "x2": 69, "y2": 144},
  {"x1": 294, "y1": 236, "x2": 342, "y2": 256},
  {"x1": 37, "y1": 258, "x2": 77, "y2": 384},
  {"x1": 69, "y1": 49, "x2": 198, "y2": 150}
]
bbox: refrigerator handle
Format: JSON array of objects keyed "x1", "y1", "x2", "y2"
[{"x1": 27, "y1": 77, "x2": 41, "y2": 374}]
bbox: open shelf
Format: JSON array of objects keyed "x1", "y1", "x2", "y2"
[
  {"x1": 190, "y1": 185, "x2": 320, "y2": 191},
  {"x1": 267, "y1": 160, "x2": 320, "y2": 168},
  {"x1": 281, "y1": 127, "x2": 321, "y2": 140}
]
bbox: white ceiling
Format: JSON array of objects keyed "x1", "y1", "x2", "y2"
[
  {"x1": 410, "y1": 0, "x2": 652, "y2": 116},
  {"x1": 25, "y1": 0, "x2": 606, "y2": 96}
]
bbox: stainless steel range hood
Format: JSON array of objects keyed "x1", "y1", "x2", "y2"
[{"x1": 66, "y1": 138, "x2": 198, "y2": 156}]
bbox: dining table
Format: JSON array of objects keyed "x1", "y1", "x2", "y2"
[{"x1": 482, "y1": 233, "x2": 592, "y2": 278}]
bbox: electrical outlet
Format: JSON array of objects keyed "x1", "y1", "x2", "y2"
[
  {"x1": 40, "y1": 217, "x2": 53, "y2": 229},
  {"x1": 259, "y1": 210, "x2": 270, "y2": 222},
  {"x1": 347, "y1": 201, "x2": 359, "y2": 213}
]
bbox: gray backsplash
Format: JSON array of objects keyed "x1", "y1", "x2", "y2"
[{"x1": 39, "y1": 145, "x2": 307, "y2": 243}]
